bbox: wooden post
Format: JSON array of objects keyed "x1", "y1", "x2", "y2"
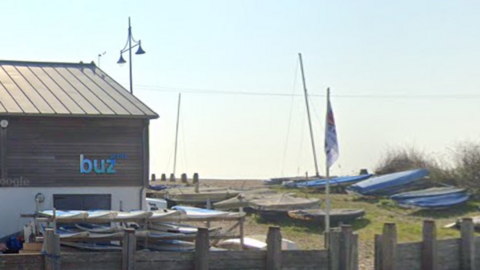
[
  {"x1": 374, "y1": 234, "x2": 382, "y2": 270},
  {"x1": 122, "y1": 228, "x2": 136, "y2": 270},
  {"x1": 193, "y1": 173, "x2": 200, "y2": 193},
  {"x1": 381, "y1": 223, "x2": 397, "y2": 270},
  {"x1": 239, "y1": 214, "x2": 245, "y2": 251},
  {"x1": 266, "y1": 226, "x2": 282, "y2": 270},
  {"x1": 170, "y1": 173, "x2": 176, "y2": 182},
  {"x1": 195, "y1": 228, "x2": 210, "y2": 270},
  {"x1": 460, "y1": 218, "x2": 475, "y2": 270},
  {"x1": 352, "y1": 234, "x2": 359, "y2": 270},
  {"x1": 161, "y1": 173, "x2": 167, "y2": 181},
  {"x1": 44, "y1": 228, "x2": 60, "y2": 270},
  {"x1": 328, "y1": 230, "x2": 341, "y2": 270},
  {"x1": 151, "y1": 173, "x2": 156, "y2": 182},
  {"x1": 181, "y1": 173, "x2": 188, "y2": 183},
  {"x1": 339, "y1": 225, "x2": 354, "y2": 270},
  {"x1": 422, "y1": 220, "x2": 438, "y2": 270}
]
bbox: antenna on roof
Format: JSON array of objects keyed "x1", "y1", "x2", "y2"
[{"x1": 98, "y1": 51, "x2": 106, "y2": 67}]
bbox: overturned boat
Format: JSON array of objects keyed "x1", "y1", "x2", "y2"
[
  {"x1": 346, "y1": 169, "x2": 429, "y2": 196},
  {"x1": 287, "y1": 208, "x2": 365, "y2": 226},
  {"x1": 396, "y1": 192, "x2": 469, "y2": 209},
  {"x1": 249, "y1": 194, "x2": 320, "y2": 221},
  {"x1": 163, "y1": 186, "x2": 241, "y2": 206},
  {"x1": 296, "y1": 174, "x2": 373, "y2": 189},
  {"x1": 391, "y1": 186, "x2": 466, "y2": 200},
  {"x1": 213, "y1": 189, "x2": 278, "y2": 211}
]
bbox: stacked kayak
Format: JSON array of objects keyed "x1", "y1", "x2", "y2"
[
  {"x1": 296, "y1": 174, "x2": 373, "y2": 189},
  {"x1": 391, "y1": 187, "x2": 469, "y2": 209},
  {"x1": 347, "y1": 169, "x2": 429, "y2": 196}
]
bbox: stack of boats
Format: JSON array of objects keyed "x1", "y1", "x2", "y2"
[{"x1": 36, "y1": 207, "x2": 245, "y2": 251}]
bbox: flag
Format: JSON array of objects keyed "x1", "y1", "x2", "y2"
[{"x1": 325, "y1": 88, "x2": 339, "y2": 168}]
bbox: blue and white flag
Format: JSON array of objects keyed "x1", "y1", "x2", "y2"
[{"x1": 325, "y1": 89, "x2": 339, "y2": 168}]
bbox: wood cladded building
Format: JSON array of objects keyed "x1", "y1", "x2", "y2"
[{"x1": 0, "y1": 60, "x2": 158, "y2": 238}]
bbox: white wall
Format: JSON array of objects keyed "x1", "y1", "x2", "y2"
[{"x1": 0, "y1": 186, "x2": 144, "y2": 238}]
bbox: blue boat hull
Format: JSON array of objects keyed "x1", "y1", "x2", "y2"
[
  {"x1": 296, "y1": 174, "x2": 373, "y2": 188},
  {"x1": 397, "y1": 193, "x2": 470, "y2": 208},
  {"x1": 347, "y1": 169, "x2": 429, "y2": 196}
]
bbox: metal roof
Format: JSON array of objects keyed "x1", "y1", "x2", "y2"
[{"x1": 0, "y1": 60, "x2": 158, "y2": 119}]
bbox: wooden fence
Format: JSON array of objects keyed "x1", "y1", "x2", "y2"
[
  {"x1": 375, "y1": 218, "x2": 478, "y2": 270},
  {"x1": 0, "y1": 225, "x2": 358, "y2": 270}
]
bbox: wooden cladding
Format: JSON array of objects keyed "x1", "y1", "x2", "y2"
[{"x1": 1, "y1": 116, "x2": 147, "y2": 187}]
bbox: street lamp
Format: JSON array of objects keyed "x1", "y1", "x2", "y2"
[{"x1": 117, "y1": 17, "x2": 146, "y2": 95}]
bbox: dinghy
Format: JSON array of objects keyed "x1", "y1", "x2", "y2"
[
  {"x1": 39, "y1": 210, "x2": 88, "y2": 221},
  {"x1": 216, "y1": 235, "x2": 297, "y2": 251},
  {"x1": 288, "y1": 209, "x2": 365, "y2": 225},
  {"x1": 213, "y1": 189, "x2": 277, "y2": 210},
  {"x1": 396, "y1": 192, "x2": 470, "y2": 209},
  {"x1": 296, "y1": 174, "x2": 373, "y2": 189},
  {"x1": 75, "y1": 223, "x2": 124, "y2": 233},
  {"x1": 163, "y1": 187, "x2": 241, "y2": 204},
  {"x1": 346, "y1": 169, "x2": 429, "y2": 196},
  {"x1": 115, "y1": 211, "x2": 152, "y2": 221},
  {"x1": 85, "y1": 210, "x2": 118, "y2": 221},
  {"x1": 390, "y1": 186, "x2": 466, "y2": 200},
  {"x1": 445, "y1": 216, "x2": 480, "y2": 230},
  {"x1": 171, "y1": 206, "x2": 230, "y2": 219},
  {"x1": 249, "y1": 194, "x2": 320, "y2": 221},
  {"x1": 147, "y1": 209, "x2": 186, "y2": 221}
]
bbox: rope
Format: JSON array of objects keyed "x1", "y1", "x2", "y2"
[{"x1": 280, "y1": 59, "x2": 299, "y2": 176}]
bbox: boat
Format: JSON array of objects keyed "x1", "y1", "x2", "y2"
[
  {"x1": 445, "y1": 216, "x2": 480, "y2": 230},
  {"x1": 149, "y1": 222, "x2": 222, "y2": 235},
  {"x1": 346, "y1": 169, "x2": 429, "y2": 196},
  {"x1": 396, "y1": 192, "x2": 470, "y2": 209},
  {"x1": 288, "y1": 208, "x2": 365, "y2": 225},
  {"x1": 215, "y1": 235, "x2": 297, "y2": 251},
  {"x1": 296, "y1": 174, "x2": 373, "y2": 189},
  {"x1": 75, "y1": 223, "x2": 124, "y2": 233},
  {"x1": 249, "y1": 193, "x2": 320, "y2": 221},
  {"x1": 213, "y1": 189, "x2": 278, "y2": 210},
  {"x1": 390, "y1": 186, "x2": 466, "y2": 200},
  {"x1": 163, "y1": 186, "x2": 241, "y2": 205},
  {"x1": 171, "y1": 206, "x2": 231, "y2": 219},
  {"x1": 115, "y1": 211, "x2": 153, "y2": 221},
  {"x1": 85, "y1": 210, "x2": 118, "y2": 221},
  {"x1": 148, "y1": 209, "x2": 186, "y2": 221},
  {"x1": 39, "y1": 210, "x2": 88, "y2": 220}
]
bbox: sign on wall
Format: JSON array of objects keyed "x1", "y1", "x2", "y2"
[{"x1": 80, "y1": 154, "x2": 127, "y2": 174}]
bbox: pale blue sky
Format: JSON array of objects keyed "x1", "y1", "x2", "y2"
[{"x1": 2, "y1": 1, "x2": 480, "y2": 178}]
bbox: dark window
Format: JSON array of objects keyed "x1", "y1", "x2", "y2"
[{"x1": 53, "y1": 194, "x2": 111, "y2": 210}]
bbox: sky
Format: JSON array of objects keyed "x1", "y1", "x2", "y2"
[{"x1": 2, "y1": 1, "x2": 480, "y2": 179}]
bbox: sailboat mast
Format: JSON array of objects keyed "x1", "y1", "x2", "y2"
[
  {"x1": 173, "y1": 93, "x2": 182, "y2": 175},
  {"x1": 298, "y1": 53, "x2": 320, "y2": 177}
]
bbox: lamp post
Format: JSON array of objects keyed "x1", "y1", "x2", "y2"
[{"x1": 117, "y1": 17, "x2": 146, "y2": 95}]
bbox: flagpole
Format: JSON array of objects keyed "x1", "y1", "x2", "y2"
[
  {"x1": 298, "y1": 53, "x2": 320, "y2": 177},
  {"x1": 325, "y1": 88, "x2": 331, "y2": 247}
]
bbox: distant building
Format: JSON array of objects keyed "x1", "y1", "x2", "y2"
[{"x1": 0, "y1": 60, "x2": 158, "y2": 238}]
